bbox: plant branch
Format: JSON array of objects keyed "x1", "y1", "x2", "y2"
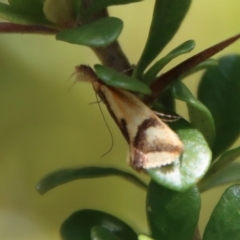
[
  {"x1": 81, "y1": 0, "x2": 130, "y2": 72},
  {"x1": 0, "y1": 22, "x2": 58, "y2": 34},
  {"x1": 92, "y1": 41, "x2": 130, "y2": 73}
]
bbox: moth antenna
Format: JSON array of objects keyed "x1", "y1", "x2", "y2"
[
  {"x1": 94, "y1": 92, "x2": 114, "y2": 158},
  {"x1": 153, "y1": 111, "x2": 181, "y2": 122},
  {"x1": 67, "y1": 71, "x2": 78, "y2": 91},
  {"x1": 89, "y1": 100, "x2": 102, "y2": 105},
  {"x1": 68, "y1": 71, "x2": 76, "y2": 81},
  {"x1": 68, "y1": 80, "x2": 77, "y2": 92}
]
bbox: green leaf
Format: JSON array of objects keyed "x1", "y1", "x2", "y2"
[
  {"x1": 203, "y1": 185, "x2": 240, "y2": 240},
  {"x1": 147, "y1": 118, "x2": 211, "y2": 191},
  {"x1": 134, "y1": 0, "x2": 191, "y2": 78},
  {"x1": 60, "y1": 209, "x2": 138, "y2": 240},
  {"x1": 198, "y1": 55, "x2": 240, "y2": 159},
  {"x1": 147, "y1": 182, "x2": 200, "y2": 240},
  {"x1": 143, "y1": 40, "x2": 195, "y2": 84},
  {"x1": 0, "y1": 2, "x2": 53, "y2": 26},
  {"x1": 43, "y1": 0, "x2": 75, "y2": 26},
  {"x1": 210, "y1": 146, "x2": 240, "y2": 172},
  {"x1": 36, "y1": 166, "x2": 147, "y2": 194},
  {"x1": 80, "y1": 0, "x2": 142, "y2": 19},
  {"x1": 198, "y1": 163, "x2": 240, "y2": 192},
  {"x1": 8, "y1": 0, "x2": 44, "y2": 16},
  {"x1": 91, "y1": 226, "x2": 120, "y2": 240},
  {"x1": 172, "y1": 80, "x2": 215, "y2": 146},
  {"x1": 94, "y1": 64, "x2": 152, "y2": 94},
  {"x1": 56, "y1": 17, "x2": 123, "y2": 47}
]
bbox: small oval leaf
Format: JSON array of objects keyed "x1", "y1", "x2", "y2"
[
  {"x1": 134, "y1": 0, "x2": 191, "y2": 78},
  {"x1": 198, "y1": 162, "x2": 240, "y2": 192},
  {"x1": 8, "y1": 0, "x2": 44, "y2": 17},
  {"x1": 36, "y1": 166, "x2": 147, "y2": 194},
  {"x1": 94, "y1": 64, "x2": 151, "y2": 94},
  {"x1": 143, "y1": 40, "x2": 195, "y2": 84},
  {"x1": 147, "y1": 181, "x2": 201, "y2": 240},
  {"x1": 43, "y1": 0, "x2": 75, "y2": 26},
  {"x1": 198, "y1": 54, "x2": 240, "y2": 159},
  {"x1": 203, "y1": 185, "x2": 240, "y2": 240},
  {"x1": 0, "y1": 2, "x2": 53, "y2": 26},
  {"x1": 60, "y1": 209, "x2": 138, "y2": 240},
  {"x1": 210, "y1": 145, "x2": 240, "y2": 172},
  {"x1": 147, "y1": 118, "x2": 211, "y2": 191},
  {"x1": 172, "y1": 80, "x2": 215, "y2": 146},
  {"x1": 56, "y1": 17, "x2": 123, "y2": 47}
]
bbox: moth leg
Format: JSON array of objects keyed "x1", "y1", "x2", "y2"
[
  {"x1": 89, "y1": 100, "x2": 102, "y2": 105},
  {"x1": 153, "y1": 111, "x2": 181, "y2": 122}
]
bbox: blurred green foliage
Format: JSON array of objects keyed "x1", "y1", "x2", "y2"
[{"x1": 0, "y1": 0, "x2": 240, "y2": 240}]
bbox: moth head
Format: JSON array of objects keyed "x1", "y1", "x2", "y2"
[{"x1": 75, "y1": 65, "x2": 98, "y2": 84}]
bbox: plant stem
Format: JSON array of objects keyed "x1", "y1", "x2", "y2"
[
  {"x1": 0, "y1": 22, "x2": 58, "y2": 34},
  {"x1": 81, "y1": 1, "x2": 131, "y2": 72},
  {"x1": 92, "y1": 41, "x2": 130, "y2": 73}
]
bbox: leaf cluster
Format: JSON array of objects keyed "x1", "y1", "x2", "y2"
[{"x1": 1, "y1": 0, "x2": 240, "y2": 239}]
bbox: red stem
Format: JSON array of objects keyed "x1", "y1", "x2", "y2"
[
  {"x1": 145, "y1": 33, "x2": 240, "y2": 103},
  {"x1": 0, "y1": 22, "x2": 58, "y2": 34}
]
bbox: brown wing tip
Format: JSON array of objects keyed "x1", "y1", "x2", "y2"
[
  {"x1": 130, "y1": 147, "x2": 183, "y2": 171},
  {"x1": 74, "y1": 65, "x2": 98, "y2": 83}
]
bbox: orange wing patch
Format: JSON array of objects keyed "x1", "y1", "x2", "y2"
[{"x1": 75, "y1": 65, "x2": 183, "y2": 170}]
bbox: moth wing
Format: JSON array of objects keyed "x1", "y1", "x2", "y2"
[
  {"x1": 129, "y1": 115, "x2": 183, "y2": 170},
  {"x1": 94, "y1": 82, "x2": 183, "y2": 170}
]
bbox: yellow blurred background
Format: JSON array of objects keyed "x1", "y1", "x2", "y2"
[{"x1": 0, "y1": 1, "x2": 240, "y2": 239}]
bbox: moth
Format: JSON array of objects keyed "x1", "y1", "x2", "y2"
[{"x1": 75, "y1": 65, "x2": 183, "y2": 170}]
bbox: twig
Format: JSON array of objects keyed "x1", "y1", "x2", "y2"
[
  {"x1": 81, "y1": 0, "x2": 131, "y2": 72},
  {"x1": 0, "y1": 22, "x2": 58, "y2": 34}
]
